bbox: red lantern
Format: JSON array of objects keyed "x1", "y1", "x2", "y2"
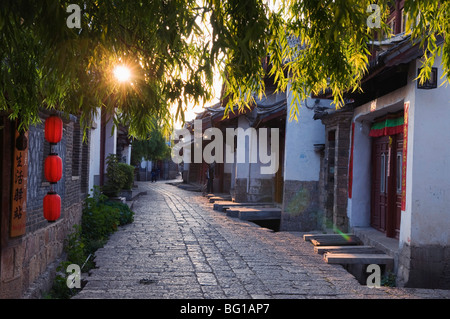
[
  {"x1": 44, "y1": 153, "x2": 63, "y2": 183},
  {"x1": 45, "y1": 115, "x2": 63, "y2": 144},
  {"x1": 43, "y1": 192, "x2": 61, "y2": 222}
]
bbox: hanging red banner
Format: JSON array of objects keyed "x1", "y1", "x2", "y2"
[
  {"x1": 401, "y1": 102, "x2": 409, "y2": 211},
  {"x1": 10, "y1": 129, "x2": 28, "y2": 237}
]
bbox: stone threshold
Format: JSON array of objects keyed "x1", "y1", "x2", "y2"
[{"x1": 352, "y1": 226, "x2": 400, "y2": 270}]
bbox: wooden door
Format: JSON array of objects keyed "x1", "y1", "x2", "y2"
[
  {"x1": 371, "y1": 133, "x2": 403, "y2": 238},
  {"x1": 371, "y1": 135, "x2": 389, "y2": 232}
]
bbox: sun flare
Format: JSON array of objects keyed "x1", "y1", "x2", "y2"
[{"x1": 113, "y1": 65, "x2": 131, "y2": 82}]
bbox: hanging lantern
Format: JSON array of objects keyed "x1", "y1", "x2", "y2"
[
  {"x1": 44, "y1": 153, "x2": 63, "y2": 183},
  {"x1": 45, "y1": 115, "x2": 63, "y2": 144},
  {"x1": 43, "y1": 192, "x2": 61, "y2": 222}
]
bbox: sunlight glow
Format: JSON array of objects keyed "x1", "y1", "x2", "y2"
[{"x1": 113, "y1": 65, "x2": 131, "y2": 82}]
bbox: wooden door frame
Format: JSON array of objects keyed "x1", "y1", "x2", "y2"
[
  {"x1": 385, "y1": 136, "x2": 397, "y2": 238},
  {"x1": 386, "y1": 133, "x2": 403, "y2": 238},
  {"x1": 371, "y1": 134, "x2": 402, "y2": 238}
]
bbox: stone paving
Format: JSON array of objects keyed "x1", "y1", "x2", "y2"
[{"x1": 74, "y1": 181, "x2": 450, "y2": 299}]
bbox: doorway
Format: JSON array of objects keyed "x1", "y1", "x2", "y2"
[{"x1": 371, "y1": 132, "x2": 403, "y2": 238}]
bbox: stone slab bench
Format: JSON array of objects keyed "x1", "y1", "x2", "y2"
[
  {"x1": 213, "y1": 201, "x2": 273, "y2": 212},
  {"x1": 324, "y1": 253, "x2": 394, "y2": 271},
  {"x1": 314, "y1": 245, "x2": 384, "y2": 255},
  {"x1": 209, "y1": 195, "x2": 232, "y2": 203},
  {"x1": 237, "y1": 207, "x2": 281, "y2": 221},
  {"x1": 304, "y1": 234, "x2": 362, "y2": 246}
]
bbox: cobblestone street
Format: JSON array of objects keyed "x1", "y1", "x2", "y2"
[{"x1": 74, "y1": 181, "x2": 450, "y2": 299}]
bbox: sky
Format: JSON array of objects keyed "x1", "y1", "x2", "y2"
[
  {"x1": 185, "y1": 74, "x2": 222, "y2": 122},
  {"x1": 171, "y1": 71, "x2": 222, "y2": 129},
  {"x1": 173, "y1": 0, "x2": 281, "y2": 128},
  {"x1": 172, "y1": 3, "x2": 224, "y2": 128}
]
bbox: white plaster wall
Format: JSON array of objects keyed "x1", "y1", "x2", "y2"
[
  {"x1": 235, "y1": 115, "x2": 253, "y2": 180},
  {"x1": 348, "y1": 52, "x2": 450, "y2": 247},
  {"x1": 118, "y1": 144, "x2": 131, "y2": 165},
  {"x1": 347, "y1": 120, "x2": 372, "y2": 227},
  {"x1": 284, "y1": 93, "x2": 327, "y2": 182},
  {"x1": 399, "y1": 63, "x2": 417, "y2": 247},
  {"x1": 88, "y1": 108, "x2": 102, "y2": 195},
  {"x1": 104, "y1": 118, "x2": 117, "y2": 173},
  {"x1": 349, "y1": 73, "x2": 415, "y2": 232},
  {"x1": 126, "y1": 144, "x2": 131, "y2": 165},
  {"x1": 408, "y1": 55, "x2": 450, "y2": 246}
]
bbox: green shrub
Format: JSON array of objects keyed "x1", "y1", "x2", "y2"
[
  {"x1": 47, "y1": 261, "x2": 79, "y2": 299},
  {"x1": 47, "y1": 186, "x2": 136, "y2": 299},
  {"x1": 381, "y1": 271, "x2": 397, "y2": 287},
  {"x1": 103, "y1": 154, "x2": 124, "y2": 196},
  {"x1": 82, "y1": 187, "x2": 120, "y2": 242},
  {"x1": 103, "y1": 154, "x2": 135, "y2": 196},
  {"x1": 104, "y1": 200, "x2": 135, "y2": 225},
  {"x1": 64, "y1": 225, "x2": 86, "y2": 267},
  {"x1": 117, "y1": 162, "x2": 135, "y2": 191}
]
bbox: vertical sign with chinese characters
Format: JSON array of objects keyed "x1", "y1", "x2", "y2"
[
  {"x1": 401, "y1": 102, "x2": 409, "y2": 211},
  {"x1": 10, "y1": 129, "x2": 28, "y2": 237}
]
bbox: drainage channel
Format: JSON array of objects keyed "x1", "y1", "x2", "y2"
[{"x1": 250, "y1": 219, "x2": 280, "y2": 232}]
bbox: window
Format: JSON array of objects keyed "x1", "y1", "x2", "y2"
[
  {"x1": 389, "y1": 17, "x2": 396, "y2": 36},
  {"x1": 400, "y1": 9, "x2": 406, "y2": 33}
]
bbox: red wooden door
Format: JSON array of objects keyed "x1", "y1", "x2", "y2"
[
  {"x1": 371, "y1": 136, "x2": 389, "y2": 232},
  {"x1": 371, "y1": 133, "x2": 403, "y2": 238}
]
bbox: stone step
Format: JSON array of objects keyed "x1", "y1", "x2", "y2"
[
  {"x1": 177, "y1": 184, "x2": 202, "y2": 192},
  {"x1": 224, "y1": 204, "x2": 274, "y2": 217},
  {"x1": 237, "y1": 207, "x2": 281, "y2": 221},
  {"x1": 314, "y1": 245, "x2": 384, "y2": 255},
  {"x1": 213, "y1": 201, "x2": 273, "y2": 212},
  {"x1": 209, "y1": 195, "x2": 232, "y2": 203},
  {"x1": 324, "y1": 253, "x2": 394, "y2": 270},
  {"x1": 304, "y1": 233, "x2": 354, "y2": 242},
  {"x1": 225, "y1": 204, "x2": 277, "y2": 217},
  {"x1": 304, "y1": 234, "x2": 362, "y2": 246},
  {"x1": 311, "y1": 237, "x2": 361, "y2": 246}
]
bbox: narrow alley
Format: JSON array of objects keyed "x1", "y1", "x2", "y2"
[{"x1": 74, "y1": 181, "x2": 450, "y2": 300}]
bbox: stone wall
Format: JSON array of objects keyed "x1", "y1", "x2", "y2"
[
  {"x1": 0, "y1": 202, "x2": 82, "y2": 298},
  {"x1": 234, "y1": 178, "x2": 273, "y2": 203},
  {"x1": 0, "y1": 114, "x2": 86, "y2": 298},
  {"x1": 398, "y1": 244, "x2": 450, "y2": 289},
  {"x1": 319, "y1": 110, "x2": 353, "y2": 233},
  {"x1": 280, "y1": 180, "x2": 322, "y2": 231},
  {"x1": 222, "y1": 172, "x2": 231, "y2": 193}
]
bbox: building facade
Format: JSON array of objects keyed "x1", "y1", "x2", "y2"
[
  {"x1": 0, "y1": 112, "x2": 87, "y2": 298},
  {"x1": 316, "y1": 33, "x2": 450, "y2": 288}
]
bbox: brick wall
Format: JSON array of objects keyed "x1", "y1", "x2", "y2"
[
  {"x1": 0, "y1": 114, "x2": 87, "y2": 298},
  {"x1": 319, "y1": 110, "x2": 353, "y2": 233}
]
